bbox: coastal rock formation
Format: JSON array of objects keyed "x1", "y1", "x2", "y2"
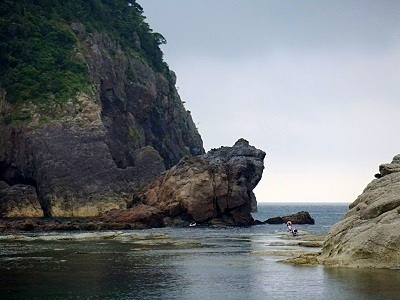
[
  {"x1": 124, "y1": 139, "x2": 266, "y2": 226},
  {"x1": 0, "y1": 181, "x2": 43, "y2": 217},
  {"x1": 0, "y1": 124, "x2": 170, "y2": 217},
  {"x1": 320, "y1": 155, "x2": 400, "y2": 269},
  {"x1": 265, "y1": 211, "x2": 315, "y2": 225},
  {"x1": 0, "y1": 6, "x2": 204, "y2": 217}
]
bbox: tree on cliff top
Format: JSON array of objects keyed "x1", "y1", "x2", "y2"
[{"x1": 0, "y1": 0, "x2": 168, "y2": 107}]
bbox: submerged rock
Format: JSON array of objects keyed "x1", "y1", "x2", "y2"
[
  {"x1": 320, "y1": 155, "x2": 400, "y2": 269},
  {"x1": 128, "y1": 139, "x2": 266, "y2": 226}
]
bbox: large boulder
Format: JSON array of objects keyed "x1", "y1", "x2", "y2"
[
  {"x1": 320, "y1": 155, "x2": 400, "y2": 269},
  {"x1": 133, "y1": 139, "x2": 266, "y2": 226},
  {"x1": 0, "y1": 182, "x2": 43, "y2": 217},
  {"x1": 265, "y1": 211, "x2": 315, "y2": 224},
  {"x1": 282, "y1": 211, "x2": 315, "y2": 224}
]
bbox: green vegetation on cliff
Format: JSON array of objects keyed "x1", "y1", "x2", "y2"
[{"x1": 0, "y1": 0, "x2": 167, "y2": 108}]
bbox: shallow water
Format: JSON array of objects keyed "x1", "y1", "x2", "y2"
[{"x1": 1, "y1": 204, "x2": 399, "y2": 299}]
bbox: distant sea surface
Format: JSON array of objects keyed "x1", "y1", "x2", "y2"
[{"x1": 1, "y1": 203, "x2": 400, "y2": 300}]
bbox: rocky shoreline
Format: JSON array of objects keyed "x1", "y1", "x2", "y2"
[
  {"x1": 0, "y1": 210, "x2": 316, "y2": 233},
  {"x1": 0, "y1": 218, "x2": 141, "y2": 233},
  {"x1": 0, "y1": 218, "x2": 257, "y2": 233},
  {"x1": 1, "y1": 139, "x2": 267, "y2": 227}
]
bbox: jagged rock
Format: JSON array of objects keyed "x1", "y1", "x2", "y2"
[
  {"x1": 0, "y1": 22, "x2": 204, "y2": 218},
  {"x1": 378, "y1": 154, "x2": 400, "y2": 177},
  {"x1": 320, "y1": 155, "x2": 400, "y2": 269},
  {"x1": 0, "y1": 184, "x2": 43, "y2": 217},
  {"x1": 135, "y1": 139, "x2": 265, "y2": 226},
  {"x1": 265, "y1": 211, "x2": 315, "y2": 224}
]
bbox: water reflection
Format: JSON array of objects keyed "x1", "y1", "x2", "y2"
[
  {"x1": 0, "y1": 230, "x2": 399, "y2": 299},
  {"x1": 323, "y1": 267, "x2": 400, "y2": 300}
]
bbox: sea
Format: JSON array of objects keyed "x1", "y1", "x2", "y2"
[{"x1": 1, "y1": 203, "x2": 399, "y2": 300}]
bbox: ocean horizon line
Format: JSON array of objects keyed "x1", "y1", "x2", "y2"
[{"x1": 257, "y1": 201, "x2": 350, "y2": 205}]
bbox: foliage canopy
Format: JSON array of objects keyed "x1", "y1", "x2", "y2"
[{"x1": 0, "y1": 0, "x2": 168, "y2": 105}]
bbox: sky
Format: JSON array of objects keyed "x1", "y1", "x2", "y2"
[{"x1": 139, "y1": 0, "x2": 400, "y2": 203}]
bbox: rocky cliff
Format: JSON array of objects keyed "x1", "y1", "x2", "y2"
[
  {"x1": 0, "y1": 1, "x2": 204, "y2": 217},
  {"x1": 105, "y1": 139, "x2": 266, "y2": 227},
  {"x1": 320, "y1": 155, "x2": 400, "y2": 269}
]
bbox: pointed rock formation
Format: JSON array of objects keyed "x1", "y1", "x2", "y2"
[{"x1": 122, "y1": 139, "x2": 266, "y2": 226}]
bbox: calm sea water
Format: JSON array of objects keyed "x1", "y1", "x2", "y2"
[{"x1": 1, "y1": 203, "x2": 399, "y2": 300}]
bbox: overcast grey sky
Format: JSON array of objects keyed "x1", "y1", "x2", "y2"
[{"x1": 140, "y1": 0, "x2": 400, "y2": 203}]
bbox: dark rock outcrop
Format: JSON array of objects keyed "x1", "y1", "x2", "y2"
[
  {"x1": 119, "y1": 139, "x2": 265, "y2": 226},
  {"x1": 0, "y1": 181, "x2": 43, "y2": 217},
  {"x1": 283, "y1": 211, "x2": 315, "y2": 224},
  {"x1": 0, "y1": 22, "x2": 204, "y2": 217},
  {"x1": 101, "y1": 204, "x2": 164, "y2": 228},
  {"x1": 0, "y1": 218, "x2": 140, "y2": 232},
  {"x1": 320, "y1": 155, "x2": 400, "y2": 269},
  {"x1": 265, "y1": 211, "x2": 315, "y2": 225},
  {"x1": 264, "y1": 216, "x2": 284, "y2": 224}
]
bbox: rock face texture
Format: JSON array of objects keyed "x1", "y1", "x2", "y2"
[
  {"x1": 320, "y1": 155, "x2": 400, "y2": 269},
  {"x1": 0, "y1": 181, "x2": 43, "y2": 217},
  {"x1": 124, "y1": 139, "x2": 266, "y2": 226},
  {"x1": 0, "y1": 22, "x2": 204, "y2": 217},
  {"x1": 102, "y1": 204, "x2": 164, "y2": 229}
]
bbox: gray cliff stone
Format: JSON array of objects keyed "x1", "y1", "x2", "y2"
[
  {"x1": 379, "y1": 154, "x2": 400, "y2": 177},
  {"x1": 0, "y1": 23, "x2": 204, "y2": 217},
  {"x1": 320, "y1": 155, "x2": 400, "y2": 269},
  {"x1": 72, "y1": 23, "x2": 204, "y2": 168},
  {"x1": 125, "y1": 139, "x2": 266, "y2": 226}
]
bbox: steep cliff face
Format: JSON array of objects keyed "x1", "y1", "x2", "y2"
[
  {"x1": 0, "y1": 1, "x2": 204, "y2": 217},
  {"x1": 72, "y1": 22, "x2": 203, "y2": 169},
  {"x1": 320, "y1": 155, "x2": 400, "y2": 269}
]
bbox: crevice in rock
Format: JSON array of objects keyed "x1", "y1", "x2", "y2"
[
  {"x1": 100, "y1": 88, "x2": 135, "y2": 168},
  {"x1": 0, "y1": 161, "x2": 37, "y2": 188},
  {"x1": 0, "y1": 161, "x2": 47, "y2": 216}
]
